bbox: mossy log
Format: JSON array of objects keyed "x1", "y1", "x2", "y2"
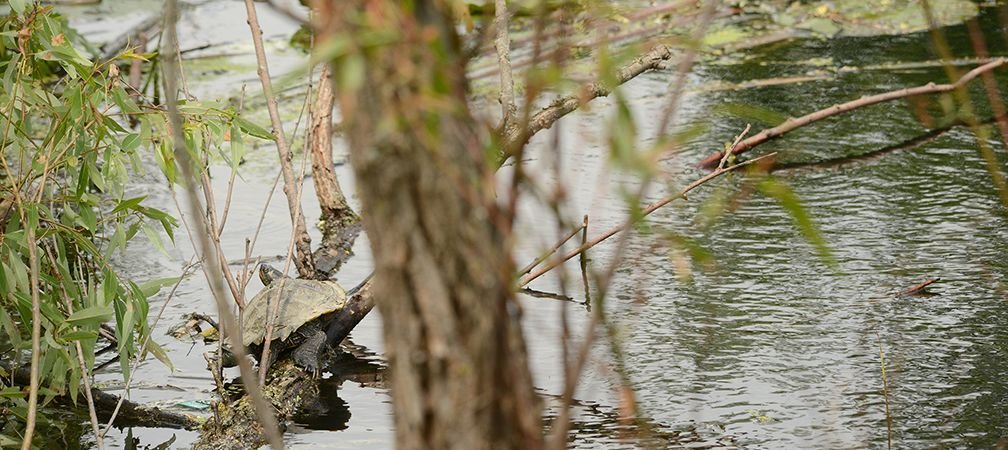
[
  {"x1": 193, "y1": 360, "x2": 317, "y2": 450},
  {"x1": 192, "y1": 279, "x2": 378, "y2": 448}
]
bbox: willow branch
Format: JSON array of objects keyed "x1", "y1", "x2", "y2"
[
  {"x1": 698, "y1": 57, "x2": 1008, "y2": 168},
  {"x1": 20, "y1": 222, "x2": 40, "y2": 450}
]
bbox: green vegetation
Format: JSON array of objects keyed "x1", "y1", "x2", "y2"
[{"x1": 0, "y1": 4, "x2": 269, "y2": 444}]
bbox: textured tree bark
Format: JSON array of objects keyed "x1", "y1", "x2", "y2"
[
  {"x1": 315, "y1": 1, "x2": 543, "y2": 449},
  {"x1": 309, "y1": 64, "x2": 361, "y2": 275}
]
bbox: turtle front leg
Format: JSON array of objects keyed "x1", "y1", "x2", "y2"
[{"x1": 292, "y1": 328, "x2": 327, "y2": 377}]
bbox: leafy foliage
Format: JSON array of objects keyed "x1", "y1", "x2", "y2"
[{"x1": 0, "y1": 4, "x2": 269, "y2": 437}]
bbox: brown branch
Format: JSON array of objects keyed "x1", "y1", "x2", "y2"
[
  {"x1": 518, "y1": 221, "x2": 585, "y2": 276},
  {"x1": 578, "y1": 214, "x2": 591, "y2": 304},
  {"x1": 494, "y1": 0, "x2": 517, "y2": 132},
  {"x1": 899, "y1": 277, "x2": 940, "y2": 296},
  {"x1": 697, "y1": 57, "x2": 1008, "y2": 169},
  {"x1": 20, "y1": 218, "x2": 40, "y2": 450},
  {"x1": 161, "y1": 2, "x2": 284, "y2": 449},
  {"x1": 242, "y1": 0, "x2": 316, "y2": 278},
  {"x1": 309, "y1": 65, "x2": 360, "y2": 275},
  {"x1": 503, "y1": 44, "x2": 675, "y2": 152},
  {"x1": 260, "y1": 74, "x2": 319, "y2": 384},
  {"x1": 519, "y1": 152, "x2": 777, "y2": 287}
]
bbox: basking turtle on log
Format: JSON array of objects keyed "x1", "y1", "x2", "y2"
[{"x1": 223, "y1": 264, "x2": 349, "y2": 376}]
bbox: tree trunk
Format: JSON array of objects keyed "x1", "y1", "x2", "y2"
[
  {"x1": 315, "y1": 2, "x2": 543, "y2": 449},
  {"x1": 310, "y1": 64, "x2": 361, "y2": 275}
]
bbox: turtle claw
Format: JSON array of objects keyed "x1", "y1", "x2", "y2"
[{"x1": 292, "y1": 329, "x2": 327, "y2": 378}]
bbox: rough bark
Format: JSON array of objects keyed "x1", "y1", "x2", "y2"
[
  {"x1": 315, "y1": 1, "x2": 543, "y2": 449},
  {"x1": 309, "y1": 65, "x2": 361, "y2": 275}
]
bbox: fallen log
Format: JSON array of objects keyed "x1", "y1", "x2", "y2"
[{"x1": 1, "y1": 362, "x2": 199, "y2": 431}]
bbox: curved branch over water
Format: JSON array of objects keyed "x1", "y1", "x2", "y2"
[{"x1": 697, "y1": 57, "x2": 1007, "y2": 169}]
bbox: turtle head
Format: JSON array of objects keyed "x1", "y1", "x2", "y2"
[{"x1": 258, "y1": 264, "x2": 286, "y2": 286}]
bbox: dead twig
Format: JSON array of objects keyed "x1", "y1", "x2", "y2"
[
  {"x1": 898, "y1": 277, "x2": 940, "y2": 296},
  {"x1": 242, "y1": 0, "x2": 316, "y2": 278},
  {"x1": 518, "y1": 221, "x2": 586, "y2": 276},
  {"x1": 503, "y1": 43, "x2": 677, "y2": 154},
  {"x1": 578, "y1": 215, "x2": 591, "y2": 305},
  {"x1": 161, "y1": 2, "x2": 284, "y2": 449},
  {"x1": 718, "y1": 123, "x2": 752, "y2": 170},
  {"x1": 698, "y1": 58, "x2": 1008, "y2": 168},
  {"x1": 259, "y1": 53, "x2": 319, "y2": 385},
  {"x1": 520, "y1": 152, "x2": 777, "y2": 287}
]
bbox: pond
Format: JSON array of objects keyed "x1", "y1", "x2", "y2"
[{"x1": 54, "y1": 1, "x2": 1008, "y2": 448}]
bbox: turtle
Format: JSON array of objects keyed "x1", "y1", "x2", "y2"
[{"x1": 229, "y1": 264, "x2": 349, "y2": 376}]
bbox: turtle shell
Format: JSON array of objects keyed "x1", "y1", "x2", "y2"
[{"x1": 241, "y1": 279, "x2": 347, "y2": 347}]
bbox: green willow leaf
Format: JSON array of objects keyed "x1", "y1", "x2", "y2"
[
  {"x1": 65, "y1": 305, "x2": 114, "y2": 327},
  {"x1": 144, "y1": 340, "x2": 174, "y2": 372},
  {"x1": 111, "y1": 196, "x2": 147, "y2": 214},
  {"x1": 234, "y1": 116, "x2": 276, "y2": 141},
  {"x1": 9, "y1": 0, "x2": 26, "y2": 15},
  {"x1": 758, "y1": 177, "x2": 836, "y2": 268}
]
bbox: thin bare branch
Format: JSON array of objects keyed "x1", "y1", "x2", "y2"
[
  {"x1": 698, "y1": 58, "x2": 1008, "y2": 168},
  {"x1": 717, "y1": 123, "x2": 752, "y2": 171},
  {"x1": 100, "y1": 258, "x2": 197, "y2": 436},
  {"x1": 43, "y1": 247, "x2": 105, "y2": 450},
  {"x1": 518, "y1": 222, "x2": 585, "y2": 276},
  {"x1": 259, "y1": 60, "x2": 319, "y2": 385},
  {"x1": 20, "y1": 221, "x2": 40, "y2": 450},
  {"x1": 519, "y1": 152, "x2": 777, "y2": 287},
  {"x1": 161, "y1": 2, "x2": 284, "y2": 449},
  {"x1": 503, "y1": 44, "x2": 676, "y2": 153},
  {"x1": 495, "y1": 0, "x2": 517, "y2": 132},
  {"x1": 578, "y1": 214, "x2": 591, "y2": 304},
  {"x1": 242, "y1": 0, "x2": 316, "y2": 278}
]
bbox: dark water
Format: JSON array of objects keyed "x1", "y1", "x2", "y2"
[
  {"x1": 52, "y1": 1, "x2": 1008, "y2": 448},
  {"x1": 513, "y1": 4, "x2": 1008, "y2": 449}
]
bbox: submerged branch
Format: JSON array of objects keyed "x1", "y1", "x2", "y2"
[{"x1": 2, "y1": 362, "x2": 199, "y2": 431}]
